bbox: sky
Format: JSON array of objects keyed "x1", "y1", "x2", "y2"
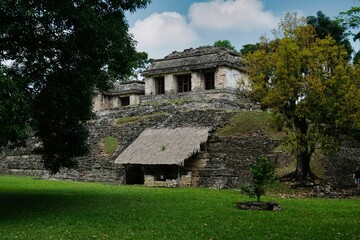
[{"x1": 125, "y1": 0, "x2": 359, "y2": 59}]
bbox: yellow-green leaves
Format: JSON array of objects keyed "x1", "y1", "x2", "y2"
[{"x1": 243, "y1": 12, "x2": 360, "y2": 181}]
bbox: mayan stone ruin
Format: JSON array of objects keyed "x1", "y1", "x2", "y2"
[{"x1": 1, "y1": 46, "x2": 360, "y2": 189}]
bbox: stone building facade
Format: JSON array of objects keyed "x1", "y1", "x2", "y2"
[
  {"x1": 2, "y1": 46, "x2": 359, "y2": 189},
  {"x1": 142, "y1": 46, "x2": 249, "y2": 102},
  {"x1": 93, "y1": 46, "x2": 250, "y2": 111},
  {"x1": 93, "y1": 81, "x2": 144, "y2": 112}
]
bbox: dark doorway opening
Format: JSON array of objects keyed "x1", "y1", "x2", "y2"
[
  {"x1": 145, "y1": 165, "x2": 179, "y2": 181},
  {"x1": 120, "y1": 96, "x2": 130, "y2": 106},
  {"x1": 125, "y1": 165, "x2": 144, "y2": 184},
  {"x1": 204, "y1": 71, "x2": 215, "y2": 90},
  {"x1": 155, "y1": 76, "x2": 165, "y2": 94}
]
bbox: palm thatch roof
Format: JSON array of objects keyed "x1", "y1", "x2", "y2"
[
  {"x1": 115, "y1": 127, "x2": 211, "y2": 165},
  {"x1": 142, "y1": 46, "x2": 243, "y2": 77}
]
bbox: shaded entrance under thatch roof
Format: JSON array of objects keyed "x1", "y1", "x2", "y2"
[{"x1": 115, "y1": 127, "x2": 211, "y2": 186}]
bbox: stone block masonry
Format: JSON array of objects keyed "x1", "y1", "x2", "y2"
[
  {"x1": 0, "y1": 99, "x2": 254, "y2": 187},
  {"x1": 1, "y1": 98, "x2": 360, "y2": 188}
]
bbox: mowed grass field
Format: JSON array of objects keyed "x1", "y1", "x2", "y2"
[{"x1": 0, "y1": 175, "x2": 359, "y2": 240}]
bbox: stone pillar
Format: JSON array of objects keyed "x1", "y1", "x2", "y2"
[
  {"x1": 112, "y1": 96, "x2": 118, "y2": 108},
  {"x1": 238, "y1": 72, "x2": 251, "y2": 92},
  {"x1": 165, "y1": 74, "x2": 177, "y2": 94},
  {"x1": 92, "y1": 92, "x2": 102, "y2": 112},
  {"x1": 130, "y1": 95, "x2": 140, "y2": 106},
  {"x1": 145, "y1": 77, "x2": 156, "y2": 95},
  {"x1": 215, "y1": 67, "x2": 226, "y2": 89},
  {"x1": 191, "y1": 72, "x2": 203, "y2": 91},
  {"x1": 224, "y1": 69, "x2": 241, "y2": 90}
]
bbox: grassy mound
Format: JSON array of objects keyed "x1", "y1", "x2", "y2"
[
  {"x1": 217, "y1": 110, "x2": 285, "y2": 140},
  {"x1": 116, "y1": 112, "x2": 169, "y2": 125}
]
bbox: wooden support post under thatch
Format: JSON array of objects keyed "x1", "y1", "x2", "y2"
[
  {"x1": 142, "y1": 165, "x2": 145, "y2": 183},
  {"x1": 124, "y1": 164, "x2": 128, "y2": 185},
  {"x1": 177, "y1": 166, "x2": 180, "y2": 187}
]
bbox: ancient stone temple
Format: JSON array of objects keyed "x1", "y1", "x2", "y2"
[
  {"x1": 141, "y1": 46, "x2": 249, "y2": 102},
  {"x1": 92, "y1": 46, "x2": 250, "y2": 111},
  {"x1": 92, "y1": 81, "x2": 144, "y2": 111}
]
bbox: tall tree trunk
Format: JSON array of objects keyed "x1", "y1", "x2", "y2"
[
  {"x1": 295, "y1": 146, "x2": 312, "y2": 183},
  {"x1": 294, "y1": 116, "x2": 313, "y2": 184}
]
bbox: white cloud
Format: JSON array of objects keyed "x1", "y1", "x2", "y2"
[
  {"x1": 129, "y1": 0, "x2": 282, "y2": 59},
  {"x1": 189, "y1": 0, "x2": 278, "y2": 31},
  {"x1": 130, "y1": 12, "x2": 199, "y2": 58}
]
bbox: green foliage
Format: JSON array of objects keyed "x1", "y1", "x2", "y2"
[
  {"x1": 0, "y1": 68, "x2": 32, "y2": 148},
  {"x1": 339, "y1": 6, "x2": 360, "y2": 41},
  {"x1": 243, "y1": 12, "x2": 360, "y2": 182},
  {"x1": 160, "y1": 144, "x2": 166, "y2": 151},
  {"x1": 116, "y1": 112, "x2": 169, "y2": 125},
  {"x1": 3, "y1": 175, "x2": 360, "y2": 239},
  {"x1": 0, "y1": 0, "x2": 150, "y2": 173},
  {"x1": 217, "y1": 110, "x2": 285, "y2": 140},
  {"x1": 354, "y1": 50, "x2": 360, "y2": 64},
  {"x1": 145, "y1": 99, "x2": 188, "y2": 106},
  {"x1": 241, "y1": 156, "x2": 276, "y2": 202},
  {"x1": 103, "y1": 136, "x2": 119, "y2": 155},
  {"x1": 239, "y1": 43, "x2": 261, "y2": 56},
  {"x1": 169, "y1": 99, "x2": 187, "y2": 105},
  {"x1": 307, "y1": 11, "x2": 352, "y2": 60},
  {"x1": 214, "y1": 40, "x2": 237, "y2": 51},
  {"x1": 339, "y1": 6, "x2": 360, "y2": 63}
]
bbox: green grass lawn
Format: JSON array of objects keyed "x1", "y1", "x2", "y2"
[{"x1": 1, "y1": 175, "x2": 359, "y2": 240}]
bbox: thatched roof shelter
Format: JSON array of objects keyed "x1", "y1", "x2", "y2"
[
  {"x1": 142, "y1": 46, "x2": 243, "y2": 77},
  {"x1": 115, "y1": 127, "x2": 211, "y2": 165}
]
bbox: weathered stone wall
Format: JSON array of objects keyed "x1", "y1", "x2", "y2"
[
  {"x1": 93, "y1": 81, "x2": 145, "y2": 111},
  {"x1": 2, "y1": 98, "x2": 359, "y2": 188},
  {"x1": 140, "y1": 90, "x2": 252, "y2": 105},
  {"x1": 0, "y1": 99, "x2": 241, "y2": 186},
  {"x1": 0, "y1": 98, "x2": 271, "y2": 188},
  {"x1": 0, "y1": 135, "x2": 47, "y2": 177},
  {"x1": 199, "y1": 132, "x2": 277, "y2": 189},
  {"x1": 216, "y1": 67, "x2": 241, "y2": 90},
  {"x1": 322, "y1": 138, "x2": 360, "y2": 187}
]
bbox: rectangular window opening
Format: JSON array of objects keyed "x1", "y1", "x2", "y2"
[{"x1": 177, "y1": 74, "x2": 192, "y2": 93}]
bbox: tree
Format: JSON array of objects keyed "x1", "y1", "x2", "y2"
[
  {"x1": 243, "y1": 13, "x2": 360, "y2": 183},
  {"x1": 339, "y1": 6, "x2": 360, "y2": 63},
  {"x1": 339, "y1": 6, "x2": 360, "y2": 42},
  {"x1": 0, "y1": 66, "x2": 32, "y2": 148},
  {"x1": 307, "y1": 11, "x2": 352, "y2": 60},
  {"x1": 239, "y1": 43, "x2": 261, "y2": 56},
  {"x1": 214, "y1": 40, "x2": 236, "y2": 51},
  {"x1": 354, "y1": 51, "x2": 360, "y2": 64},
  {"x1": 241, "y1": 156, "x2": 276, "y2": 202},
  {"x1": 0, "y1": 0, "x2": 150, "y2": 173}
]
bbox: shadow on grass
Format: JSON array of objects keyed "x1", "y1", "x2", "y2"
[
  {"x1": 0, "y1": 192, "x2": 81, "y2": 221},
  {"x1": 0, "y1": 189, "x2": 141, "y2": 223}
]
